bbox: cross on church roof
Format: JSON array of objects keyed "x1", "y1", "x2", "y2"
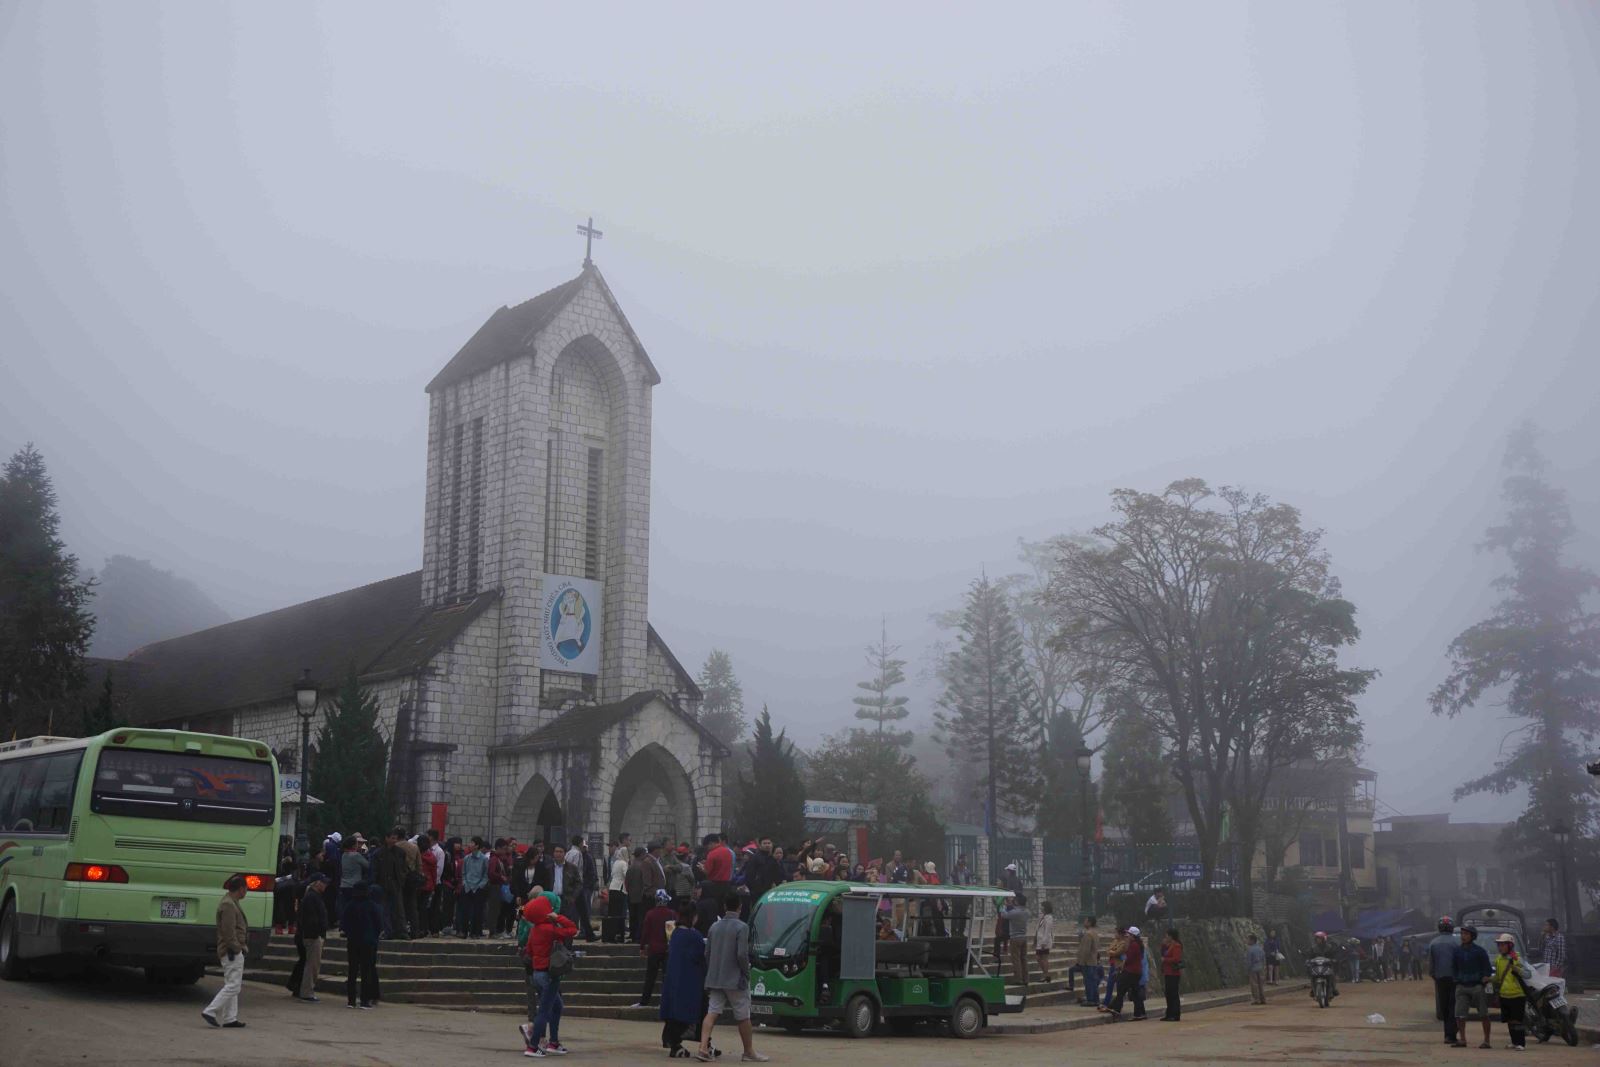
[{"x1": 577, "y1": 216, "x2": 603, "y2": 267}]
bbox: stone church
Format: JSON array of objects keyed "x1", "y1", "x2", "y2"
[{"x1": 114, "y1": 261, "x2": 727, "y2": 846}]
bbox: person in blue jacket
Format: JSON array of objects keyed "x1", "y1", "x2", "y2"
[
  {"x1": 660, "y1": 902, "x2": 708, "y2": 1057},
  {"x1": 1451, "y1": 926, "x2": 1493, "y2": 1049}
]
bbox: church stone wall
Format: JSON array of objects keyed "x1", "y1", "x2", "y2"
[
  {"x1": 646, "y1": 637, "x2": 702, "y2": 718},
  {"x1": 412, "y1": 603, "x2": 504, "y2": 838}
]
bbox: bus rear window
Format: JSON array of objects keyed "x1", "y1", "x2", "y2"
[{"x1": 91, "y1": 749, "x2": 275, "y2": 826}]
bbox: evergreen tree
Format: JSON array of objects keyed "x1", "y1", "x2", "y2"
[
  {"x1": 309, "y1": 670, "x2": 393, "y2": 838},
  {"x1": 0, "y1": 444, "x2": 95, "y2": 737},
  {"x1": 934, "y1": 574, "x2": 1042, "y2": 836},
  {"x1": 81, "y1": 669, "x2": 123, "y2": 736},
  {"x1": 733, "y1": 706, "x2": 805, "y2": 846},
  {"x1": 852, "y1": 620, "x2": 911, "y2": 745},
  {"x1": 808, "y1": 728, "x2": 946, "y2": 863},
  {"x1": 695, "y1": 649, "x2": 747, "y2": 748},
  {"x1": 1035, "y1": 709, "x2": 1097, "y2": 840},
  {"x1": 1431, "y1": 426, "x2": 1600, "y2": 921},
  {"x1": 1098, "y1": 702, "x2": 1175, "y2": 843}
]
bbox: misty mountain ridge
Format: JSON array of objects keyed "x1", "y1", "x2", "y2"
[{"x1": 87, "y1": 554, "x2": 230, "y2": 659}]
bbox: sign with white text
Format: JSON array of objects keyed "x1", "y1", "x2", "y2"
[
  {"x1": 803, "y1": 800, "x2": 877, "y2": 822},
  {"x1": 540, "y1": 574, "x2": 603, "y2": 674}
]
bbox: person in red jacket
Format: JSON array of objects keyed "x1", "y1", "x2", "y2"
[
  {"x1": 519, "y1": 895, "x2": 578, "y2": 1057},
  {"x1": 701, "y1": 834, "x2": 735, "y2": 890},
  {"x1": 1159, "y1": 928, "x2": 1184, "y2": 1022},
  {"x1": 632, "y1": 890, "x2": 676, "y2": 1007}
]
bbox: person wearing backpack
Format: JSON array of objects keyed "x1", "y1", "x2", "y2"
[{"x1": 519, "y1": 894, "x2": 578, "y2": 1057}]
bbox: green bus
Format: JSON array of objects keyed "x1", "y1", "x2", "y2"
[
  {"x1": 0, "y1": 729, "x2": 278, "y2": 984},
  {"x1": 748, "y1": 881, "x2": 1025, "y2": 1038}
]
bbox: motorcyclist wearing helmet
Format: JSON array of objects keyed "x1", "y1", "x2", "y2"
[
  {"x1": 1427, "y1": 916, "x2": 1458, "y2": 1044},
  {"x1": 1305, "y1": 930, "x2": 1342, "y2": 999},
  {"x1": 1492, "y1": 933, "x2": 1532, "y2": 1051}
]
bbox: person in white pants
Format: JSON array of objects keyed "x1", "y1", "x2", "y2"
[{"x1": 203, "y1": 875, "x2": 251, "y2": 1028}]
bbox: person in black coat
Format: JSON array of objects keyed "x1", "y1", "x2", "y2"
[
  {"x1": 572, "y1": 835, "x2": 599, "y2": 942},
  {"x1": 740, "y1": 838, "x2": 783, "y2": 914},
  {"x1": 286, "y1": 874, "x2": 330, "y2": 1000},
  {"x1": 339, "y1": 883, "x2": 384, "y2": 1008}
]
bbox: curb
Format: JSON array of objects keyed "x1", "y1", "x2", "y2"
[{"x1": 987, "y1": 980, "x2": 1311, "y2": 1034}]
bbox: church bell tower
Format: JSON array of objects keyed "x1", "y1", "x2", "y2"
[{"x1": 419, "y1": 259, "x2": 661, "y2": 736}]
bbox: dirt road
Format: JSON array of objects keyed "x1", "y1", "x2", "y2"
[{"x1": 0, "y1": 968, "x2": 1578, "y2": 1066}]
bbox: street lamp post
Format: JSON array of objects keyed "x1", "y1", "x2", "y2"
[
  {"x1": 294, "y1": 670, "x2": 319, "y2": 870},
  {"x1": 1076, "y1": 744, "x2": 1094, "y2": 918},
  {"x1": 1553, "y1": 820, "x2": 1573, "y2": 934}
]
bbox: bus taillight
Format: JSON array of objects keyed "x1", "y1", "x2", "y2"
[
  {"x1": 65, "y1": 862, "x2": 129, "y2": 883},
  {"x1": 235, "y1": 873, "x2": 273, "y2": 892}
]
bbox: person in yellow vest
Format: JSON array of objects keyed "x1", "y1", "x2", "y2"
[
  {"x1": 202, "y1": 875, "x2": 250, "y2": 1028},
  {"x1": 1491, "y1": 932, "x2": 1533, "y2": 1051}
]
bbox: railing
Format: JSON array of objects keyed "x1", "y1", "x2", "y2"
[{"x1": 990, "y1": 835, "x2": 1034, "y2": 885}]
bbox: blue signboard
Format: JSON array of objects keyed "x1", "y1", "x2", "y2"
[{"x1": 1170, "y1": 862, "x2": 1203, "y2": 881}]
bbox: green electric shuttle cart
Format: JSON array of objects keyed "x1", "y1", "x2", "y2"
[{"x1": 747, "y1": 881, "x2": 1025, "y2": 1038}]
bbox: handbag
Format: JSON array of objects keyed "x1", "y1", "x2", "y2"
[
  {"x1": 501, "y1": 883, "x2": 514, "y2": 904},
  {"x1": 547, "y1": 939, "x2": 575, "y2": 978}
]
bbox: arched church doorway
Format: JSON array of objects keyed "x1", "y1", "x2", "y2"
[
  {"x1": 610, "y1": 744, "x2": 696, "y2": 846},
  {"x1": 509, "y1": 774, "x2": 568, "y2": 846}
]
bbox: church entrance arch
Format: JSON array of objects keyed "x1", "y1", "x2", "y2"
[
  {"x1": 509, "y1": 774, "x2": 567, "y2": 846},
  {"x1": 610, "y1": 743, "x2": 696, "y2": 846}
]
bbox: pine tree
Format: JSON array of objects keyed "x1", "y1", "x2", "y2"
[
  {"x1": 1098, "y1": 703, "x2": 1175, "y2": 843},
  {"x1": 309, "y1": 670, "x2": 393, "y2": 838},
  {"x1": 852, "y1": 620, "x2": 911, "y2": 745},
  {"x1": 808, "y1": 728, "x2": 946, "y2": 864},
  {"x1": 0, "y1": 444, "x2": 95, "y2": 737},
  {"x1": 695, "y1": 649, "x2": 747, "y2": 748},
  {"x1": 934, "y1": 574, "x2": 1042, "y2": 837},
  {"x1": 81, "y1": 669, "x2": 122, "y2": 736},
  {"x1": 1035, "y1": 709, "x2": 1097, "y2": 840},
  {"x1": 734, "y1": 706, "x2": 806, "y2": 846},
  {"x1": 1431, "y1": 426, "x2": 1600, "y2": 923}
]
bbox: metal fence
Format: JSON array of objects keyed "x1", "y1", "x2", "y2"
[
  {"x1": 945, "y1": 834, "x2": 978, "y2": 883},
  {"x1": 990, "y1": 835, "x2": 1034, "y2": 884}
]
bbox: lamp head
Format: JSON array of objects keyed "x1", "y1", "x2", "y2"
[{"x1": 294, "y1": 669, "x2": 319, "y2": 718}]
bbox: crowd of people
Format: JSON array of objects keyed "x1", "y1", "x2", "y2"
[{"x1": 228, "y1": 825, "x2": 1578, "y2": 1052}]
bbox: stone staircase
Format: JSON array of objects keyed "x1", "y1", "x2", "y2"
[{"x1": 239, "y1": 933, "x2": 1090, "y2": 1019}]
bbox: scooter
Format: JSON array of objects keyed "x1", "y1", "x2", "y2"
[
  {"x1": 1524, "y1": 961, "x2": 1579, "y2": 1046},
  {"x1": 1306, "y1": 956, "x2": 1335, "y2": 1009}
]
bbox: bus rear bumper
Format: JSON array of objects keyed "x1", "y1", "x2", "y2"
[{"x1": 53, "y1": 920, "x2": 270, "y2": 968}]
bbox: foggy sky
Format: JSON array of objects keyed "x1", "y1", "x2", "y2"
[{"x1": 3, "y1": 3, "x2": 1599, "y2": 823}]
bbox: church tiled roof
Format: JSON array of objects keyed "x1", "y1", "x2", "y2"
[
  {"x1": 500, "y1": 691, "x2": 729, "y2": 757},
  {"x1": 116, "y1": 571, "x2": 496, "y2": 725},
  {"x1": 427, "y1": 274, "x2": 586, "y2": 393},
  {"x1": 425, "y1": 265, "x2": 661, "y2": 394}
]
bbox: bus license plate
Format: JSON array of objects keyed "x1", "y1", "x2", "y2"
[
  {"x1": 160, "y1": 899, "x2": 188, "y2": 920},
  {"x1": 750, "y1": 1005, "x2": 773, "y2": 1016}
]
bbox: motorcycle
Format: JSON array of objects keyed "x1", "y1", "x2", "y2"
[
  {"x1": 1306, "y1": 956, "x2": 1334, "y2": 1009},
  {"x1": 1524, "y1": 961, "x2": 1579, "y2": 1046}
]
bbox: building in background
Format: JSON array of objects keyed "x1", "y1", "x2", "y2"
[{"x1": 1374, "y1": 814, "x2": 1552, "y2": 919}]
